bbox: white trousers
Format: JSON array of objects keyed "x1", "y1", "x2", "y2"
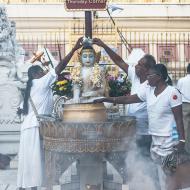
[
  {"x1": 17, "y1": 127, "x2": 43, "y2": 188},
  {"x1": 151, "y1": 135, "x2": 178, "y2": 190}
]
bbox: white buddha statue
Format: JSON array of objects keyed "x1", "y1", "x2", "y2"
[{"x1": 70, "y1": 39, "x2": 107, "y2": 103}]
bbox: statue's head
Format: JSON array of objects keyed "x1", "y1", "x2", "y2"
[
  {"x1": 78, "y1": 37, "x2": 100, "y2": 67},
  {"x1": 79, "y1": 46, "x2": 96, "y2": 67}
]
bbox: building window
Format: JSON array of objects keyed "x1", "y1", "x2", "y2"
[
  {"x1": 185, "y1": 44, "x2": 190, "y2": 62},
  {"x1": 157, "y1": 44, "x2": 178, "y2": 63},
  {"x1": 100, "y1": 44, "x2": 122, "y2": 65},
  {"x1": 21, "y1": 44, "x2": 38, "y2": 61},
  {"x1": 21, "y1": 43, "x2": 65, "y2": 62},
  {"x1": 45, "y1": 44, "x2": 65, "y2": 61},
  {"x1": 129, "y1": 44, "x2": 149, "y2": 54}
]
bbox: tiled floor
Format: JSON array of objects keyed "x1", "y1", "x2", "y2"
[
  {"x1": 0, "y1": 168, "x2": 129, "y2": 190},
  {"x1": 0, "y1": 169, "x2": 17, "y2": 189},
  {"x1": 0, "y1": 156, "x2": 129, "y2": 190},
  {"x1": 0, "y1": 169, "x2": 59, "y2": 190}
]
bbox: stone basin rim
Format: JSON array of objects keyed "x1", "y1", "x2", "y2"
[{"x1": 39, "y1": 119, "x2": 135, "y2": 125}]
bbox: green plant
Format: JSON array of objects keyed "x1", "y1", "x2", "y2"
[
  {"x1": 107, "y1": 74, "x2": 131, "y2": 97},
  {"x1": 51, "y1": 74, "x2": 73, "y2": 98}
]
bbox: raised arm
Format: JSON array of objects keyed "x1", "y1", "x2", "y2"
[
  {"x1": 93, "y1": 38, "x2": 129, "y2": 74},
  {"x1": 55, "y1": 37, "x2": 83, "y2": 75},
  {"x1": 94, "y1": 94, "x2": 142, "y2": 104}
]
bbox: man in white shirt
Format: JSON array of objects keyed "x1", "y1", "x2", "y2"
[
  {"x1": 93, "y1": 38, "x2": 156, "y2": 155},
  {"x1": 94, "y1": 64, "x2": 186, "y2": 190},
  {"x1": 177, "y1": 63, "x2": 190, "y2": 153}
]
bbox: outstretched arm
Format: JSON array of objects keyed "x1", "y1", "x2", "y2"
[
  {"x1": 93, "y1": 38, "x2": 129, "y2": 74},
  {"x1": 55, "y1": 37, "x2": 83, "y2": 75},
  {"x1": 94, "y1": 94, "x2": 142, "y2": 104}
]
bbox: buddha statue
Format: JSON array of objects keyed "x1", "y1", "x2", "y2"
[
  {"x1": 70, "y1": 39, "x2": 107, "y2": 103},
  {"x1": 59, "y1": 38, "x2": 108, "y2": 122}
]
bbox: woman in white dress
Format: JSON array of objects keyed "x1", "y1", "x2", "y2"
[
  {"x1": 17, "y1": 37, "x2": 83, "y2": 190},
  {"x1": 94, "y1": 64, "x2": 185, "y2": 190}
]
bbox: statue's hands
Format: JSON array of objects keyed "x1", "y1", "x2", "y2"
[
  {"x1": 93, "y1": 38, "x2": 105, "y2": 47},
  {"x1": 93, "y1": 98, "x2": 106, "y2": 104},
  {"x1": 73, "y1": 37, "x2": 83, "y2": 51}
]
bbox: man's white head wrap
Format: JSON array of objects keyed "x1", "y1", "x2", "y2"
[{"x1": 126, "y1": 48, "x2": 145, "y2": 66}]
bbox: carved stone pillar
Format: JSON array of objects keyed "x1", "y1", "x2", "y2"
[{"x1": 0, "y1": 82, "x2": 23, "y2": 154}]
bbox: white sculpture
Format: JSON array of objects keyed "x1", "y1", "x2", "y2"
[
  {"x1": 0, "y1": 7, "x2": 14, "y2": 62},
  {"x1": 69, "y1": 38, "x2": 107, "y2": 103},
  {"x1": 0, "y1": 8, "x2": 25, "y2": 81},
  {"x1": 0, "y1": 6, "x2": 25, "y2": 154}
]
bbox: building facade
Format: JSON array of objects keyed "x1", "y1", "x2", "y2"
[{"x1": 0, "y1": 0, "x2": 189, "y2": 80}]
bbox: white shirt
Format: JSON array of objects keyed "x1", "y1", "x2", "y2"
[
  {"x1": 127, "y1": 65, "x2": 148, "y2": 119},
  {"x1": 137, "y1": 85, "x2": 182, "y2": 136},
  {"x1": 177, "y1": 74, "x2": 190, "y2": 103},
  {"x1": 21, "y1": 69, "x2": 57, "y2": 131}
]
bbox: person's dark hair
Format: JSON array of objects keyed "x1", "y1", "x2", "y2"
[
  {"x1": 22, "y1": 65, "x2": 43, "y2": 115},
  {"x1": 187, "y1": 63, "x2": 190, "y2": 73},
  {"x1": 143, "y1": 54, "x2": 156, "y2": 69},
  {"x1": 152, "y1": 64, "x2": 173, "y2": 85}
]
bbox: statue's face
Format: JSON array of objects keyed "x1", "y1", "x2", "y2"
[{"x1": 81, "y1": 49, "x2": 95, "y2": 67}]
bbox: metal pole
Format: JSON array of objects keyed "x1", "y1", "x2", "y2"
[
  {"x1": 106, "y1": 8, "x2": 132, "y2": 53},
  {"x1": 85, "y1": 11, "x2": 92, "y2": 38},
  {"x1": 44, "y1": 47, "x2": 54, "y2": 68}
]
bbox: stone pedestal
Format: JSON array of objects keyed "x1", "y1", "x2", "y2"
[
  {"x1": 78, "y1": 154, "x2": 104, "y2": 190},
  {"x1": 40, "y1": 116, "x2": 136, "y2": 190}
]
